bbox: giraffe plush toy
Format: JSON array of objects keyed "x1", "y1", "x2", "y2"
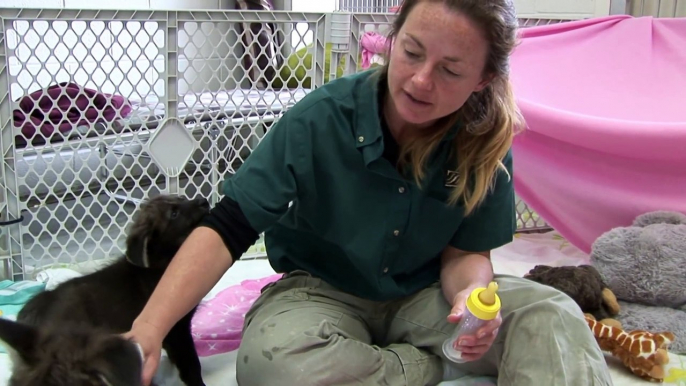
[{"x1": 585, "y1": 314, "x2": 675, "y2": 382}]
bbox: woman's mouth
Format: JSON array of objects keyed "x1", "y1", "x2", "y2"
[{"x1": 404, "y1": 91, "x2": 431, "y2": 106}]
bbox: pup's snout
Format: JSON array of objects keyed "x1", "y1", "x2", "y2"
[{"x1": 194, "y1": 197, "x2": 210, "y2": 209}]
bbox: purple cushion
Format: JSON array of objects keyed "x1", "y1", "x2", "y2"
[{"x1": 13, "y1": 82, "x2": 132, "y2": 139}]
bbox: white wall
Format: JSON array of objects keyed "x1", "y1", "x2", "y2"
[
  {"x1": 292, "y1": 0, "x2": 335, "y2": 12},
  {"x1": 514, "y1": 0, "x2": 611, "y2": 19}
]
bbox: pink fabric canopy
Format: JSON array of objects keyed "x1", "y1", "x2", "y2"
[{"x1": 510, "y1": 15, "x2": 686, "y2": 254}]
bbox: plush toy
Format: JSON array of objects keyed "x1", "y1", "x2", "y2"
[
  {"x1": 585, "y1": 313, "x2": 675, "y2": 383},
  {"x1": 524, "y1": 264, "x2": 621, "y2": 327},
  {"x1": 523, "y1": 264, "x2": 678, "y2": 381},
  {"x1": 590, "y1": 210, "x2": 686, "y2": 354}
]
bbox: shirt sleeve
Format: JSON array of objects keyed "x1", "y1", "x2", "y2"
[
  {"x1": 198, "y1": 195, "x2": 260, "y2": 260},
  {"x1": 221, "y1": 113, "x2": 309, "y2": 234},
  {"x1": 449, "y1": 148, "x2": 516, "y2": 252}
]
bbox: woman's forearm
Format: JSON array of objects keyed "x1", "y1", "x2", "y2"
[
  {"x1": 133, "y1": 226, "x2": 235, "y2": 336},
  {"x1": 440, "y1": 247, "x2": 494, "y2": 307}
]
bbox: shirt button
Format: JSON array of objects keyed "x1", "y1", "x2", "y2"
[
  {"x1": 358, "y1": 136, "x2": 364, "y2": 142},
  {"x1": 398, "y1": 187, "x2": 405, "y2": 193},
  {"x1": 383, "y1": 267, "x2": 389, "y2": 273},
  {"x1": 393, "y1": 230, "x2": 399, "y2": 236}
]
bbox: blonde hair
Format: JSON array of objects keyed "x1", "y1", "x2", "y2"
[{"x1": 379, "y1": 0, "x2": 524, "y2": 216}]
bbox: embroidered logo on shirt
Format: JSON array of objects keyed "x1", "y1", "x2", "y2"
[{"x1": 445, "y1": 170, "x2": 460, "y2": 187}]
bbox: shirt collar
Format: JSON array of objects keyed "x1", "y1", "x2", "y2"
[
  {"x1": 353, "y1": 70, "x2": 385, "y2": 151},
  {"x1": 352, "y1": 70, "x2": 461, "y2": 163}
]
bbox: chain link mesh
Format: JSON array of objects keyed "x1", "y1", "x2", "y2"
[
  {"x1": 518, "y1": 18, "x2": 575, "y2": 27},
  {"x1": 0, "y1": 8, "x2": 561, "y2": 281},
  {"x1": 0, "y1": 9, "x2": 324, "y2": 280},
  {"x1": 336, "y1": 0, "x2": 401, "y2": 12}
]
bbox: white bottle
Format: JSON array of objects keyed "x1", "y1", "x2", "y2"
[{"x1": 442, "y1": 281, "x2": 501, "y2": 363}]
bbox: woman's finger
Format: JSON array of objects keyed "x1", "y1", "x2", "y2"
[
  {"x1": 143, "y1": 355, "x2": 158, "y2": 386},
  {"x1": 474, "y1": 328, "x2": 499, "y2": 345},
  {"x1": 458, "y1": 343, "x2": 491, "y2": 355},
  {"x1": 459, "y1": 352, "x2": 486, "y2": 362},
  {"x1": 476, "y1": 318, "x2": 501, "y2": 339}
]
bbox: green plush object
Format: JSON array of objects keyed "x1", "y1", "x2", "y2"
[
  {"x1": 0, "y1": 280, "x2": 46, "y2": 354},
  {"x1": 272, "y1": 43, "x2": 356, "y2": 89}
]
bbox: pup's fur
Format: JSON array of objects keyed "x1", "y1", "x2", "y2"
[
  {"x1": 0, "y1": 318, "x2": 145, "y2": 386},
  {"x1": 524, "y1": 264, "x2": 620, "y2": 321},
  {"x1": 0, "y1": 195, "x2": 210, "y2": 386}
]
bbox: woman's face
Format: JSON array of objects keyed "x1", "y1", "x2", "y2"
[{"x1": 386, "y1": 2, "x2": 491, "y2": 128}]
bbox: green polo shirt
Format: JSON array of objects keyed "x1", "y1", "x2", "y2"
[{"x1": 222, "y1": 69, "x2": 516, "y2": 301}]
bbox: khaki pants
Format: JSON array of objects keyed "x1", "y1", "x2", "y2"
[{"x1": 235, "y1": 270, "x2": 613, "y2": 386}]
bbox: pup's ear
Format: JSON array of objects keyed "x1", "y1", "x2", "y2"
[
  {"x1": 126, "y1": 232, "x2": 150, "y2": 268},
  {"x1": 96, "y1": 337, "x2": 145, "y2": 386},
  {"x1": 0, "y1": 318, "x2": 39, "y2": 366}
]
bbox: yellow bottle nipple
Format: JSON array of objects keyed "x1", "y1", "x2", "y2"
[
  {"x1": 466, "y1": 281, "x2": 501, "y2": 320},
  {"x1": 477, "y1": 282, "x2": 498, "y2": 306}
]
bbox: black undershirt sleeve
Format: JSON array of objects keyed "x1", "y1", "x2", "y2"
[
  {"x1": 201, "y1": 125, "x2": 399, "y2": 261},
  {"x1": 198, "y1": 195, "x2": 260, "y2": 261},
  {"x1": 203, "y1": 82, "x2": 400, "y2": 260}
]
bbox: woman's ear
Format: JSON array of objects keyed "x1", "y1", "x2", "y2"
[
  {"x1": 96, "y1": 337, "x2": 145, "y2": 386},
  {"x1": 125, "y1": 233, "x2": 150, "y2": 268},
  {"x1": 124, "y1": 221, "x2": 152, "y2": 268}
]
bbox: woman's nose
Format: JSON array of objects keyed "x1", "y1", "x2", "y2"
[{"x1": 412, "y1": 65, "x2": 433, "y2": 90}]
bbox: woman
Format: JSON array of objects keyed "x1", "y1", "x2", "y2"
[{"x1": 125, "y1": 0, "x2": 613, "y2": 385}]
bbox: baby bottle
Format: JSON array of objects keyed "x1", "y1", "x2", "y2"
[{"x1": 442, "y1": 281, "x2": 501, "y2": 363}]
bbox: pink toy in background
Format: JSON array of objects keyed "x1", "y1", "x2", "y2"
[
  {"x1": 361, "y1": 31, "x2": 390, "y2": 69},
  {"x1": 191, "y1": 273, "x2": 283, "y2": 356}
]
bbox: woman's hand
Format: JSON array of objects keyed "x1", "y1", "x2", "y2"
[
  {"x1": 122, "y1": 320, "x2": 165, "y2": 386},
  {"x1": 446, "y1": 287, "x2": 502, "y2": 361}
]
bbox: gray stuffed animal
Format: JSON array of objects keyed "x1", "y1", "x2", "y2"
[{"x1": 590, "y1": 210, "x2": 686, "y2": 354}]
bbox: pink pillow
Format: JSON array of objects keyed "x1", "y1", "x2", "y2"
[{"x1": 191, "y1": 273, "x2": 283, "y2": 356}]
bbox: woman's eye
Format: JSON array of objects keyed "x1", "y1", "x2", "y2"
[
  {"x1": 444, "y1": 68, "x2": 460, "y2": 77},
  {"x1": 404, "y1": 49, "x2": 419, "y2": 58}
]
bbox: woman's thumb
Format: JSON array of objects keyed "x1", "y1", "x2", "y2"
[{"x1": 447, "y1": 291, "x2": 469, "y2": 323}]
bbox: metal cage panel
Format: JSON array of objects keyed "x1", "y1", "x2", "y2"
[
  {"x1": 627, "y1": 0, "x2": 686, "y2": 17},
  {"x1": 336, "y1": 0, "x2": 401, "y2": 13},
  {"x1": 0, "y1": 8, "x2": 325, "y2": 280}
]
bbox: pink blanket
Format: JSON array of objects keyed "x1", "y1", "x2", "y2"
[
  {"x1": 192, "y1": 273, "x2": 282, "y2": 356},
  {"x1": 510, "y1": 15, "x2": 686, "y2": 254}
]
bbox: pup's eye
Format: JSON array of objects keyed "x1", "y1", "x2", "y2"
[{"x1": 170, "y1": 210, "x2": 178, "y2": 219}]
